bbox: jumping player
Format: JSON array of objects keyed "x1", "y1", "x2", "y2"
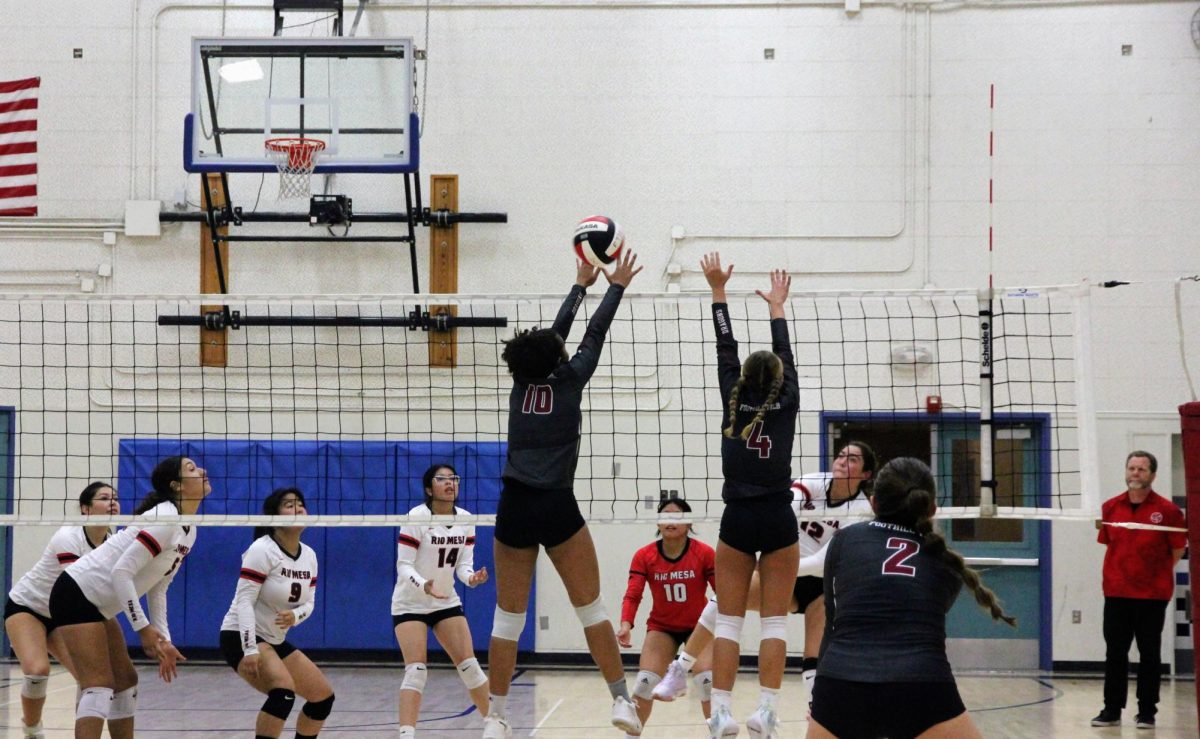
[
  {"x1": 654, "y1": 442, "x2": 876, "y2": 711},
  {"x1": 483, "y1": 251, "x2": 642, "y2": 739},
  {"x1": 219, "y1": 487, "x2": 334, "y2": 739},
  {"x1": 393, "y1": 463, "x2": 490, "y2": 738},
  {"x1": 701, "y1": 252, "x2": 800, "y2": 739},
  {"x1": 48, "y1": 456, "x2": 209, "y2": 739},
  {"x1": 807, "y1": 457, "x2": 1016, "y2": 739},
  {"x1": 616, "y1": 497, "x2": 716, "y2": 737},
  {"x1": 5, "y1": 482, "x2": 117, "y2": 739}
]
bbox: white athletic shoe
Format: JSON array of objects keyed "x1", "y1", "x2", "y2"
[
  {"x1": 481, "y1": 713, "x2": 512, "y2": 739},
  {"x1": 611, "y1": 695, "x2": 642, "y2": 733},
  {"x1": 651, "y1": 659, "x2": 688, "y2": 701},
  {"x1": 708, "y1": 707, "x2": 740, "y2": 738},
  {"x1": 746, "y1": 705, "x2": 778, "y2": 739}
]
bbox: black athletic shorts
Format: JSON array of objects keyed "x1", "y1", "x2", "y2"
[
  {"x1": 718, "y1": 491, "x2": 798, "y2": 555},
  {"x1": 392, "y1": 605, "x2": 466, "y2": 628},
  {"x1": 811, "y1": 675, "x2": 967, "y2": 739},
  {"x1": 47, "y1": 573, "x2": 105, "y2": 632},
  {"x1": 649, "y1": 627, "x2": 693, "y2": 646},
  {"x1": 791, "y1": 576, "x2": 823, "y2": 614},
  {"x1": 495, "y1": 478, "x2": 586, "y2": 549},
  {"x1": 4, "y1": 596, "x2": 53, "y2": 631},
  {"x1": 219, "y1": 629, "x2": 298, "y2": 671}
]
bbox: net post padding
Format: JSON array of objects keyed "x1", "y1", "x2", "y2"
[
  {"x1": 1177, "y1": 402, "x2": 1200, "y2": 723},
  {"x1": 264, "y1": 137, "x2": 325, "y2": 199}
]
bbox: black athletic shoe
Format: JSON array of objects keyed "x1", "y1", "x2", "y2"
[
  {"x1": 1090, "y1": 709, "x2": 1120, "y2": 727},
  {"x1": 1135, "y1": 714, "x2": 1155, "y2": 729}
]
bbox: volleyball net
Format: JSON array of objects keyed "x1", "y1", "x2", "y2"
[{"x1": 0, "y1": 285, "x2": 1097, "y2": 527}]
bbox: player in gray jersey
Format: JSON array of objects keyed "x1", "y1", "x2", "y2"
[
  {"x1": 49, "y1": 456, "x2": 210, "y2": 739},
  {"x1": 808, "y1": 458, "x2": 1016, "y2": 739},
  {"x1": 484, "y1": 251, "x2": 642, "y2": 739},
  {"x1": 4, "y1": 482, "x2": 116, "y2": 739},
  {"x1": 702, "y1": 253, "x2": 800, "y2": 739}
]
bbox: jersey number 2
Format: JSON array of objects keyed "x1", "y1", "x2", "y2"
[
  {"x1": 745, "y1": 420, "x2": 771, "y2": 458},
  {"x1": 882, "y1": 537, "x2": 919, "y2": 576}
]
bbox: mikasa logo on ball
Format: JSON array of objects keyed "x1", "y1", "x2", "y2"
[{"x1": 572, "y1": 215, "x2": 625, "y2": 267}]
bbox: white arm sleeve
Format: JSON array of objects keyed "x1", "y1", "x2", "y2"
[
  {"x1": 455, "y1": 527, "x2": 477, "y2": 586},
  {"x1": 235, "y1": 542, "x2": 271, "y2": 655},
  {"x1": 145, "y1": 579, "x2": 171, "y2": 641},
  {"x1": 796, "y1": 541, "x2": 830, "y2": 578},
  {"x1": 396, "y1": 526, "x2": 427, "y2": 591},
  {"x1": 111, "y1": 525, "x2": 170, "y2": 632}
]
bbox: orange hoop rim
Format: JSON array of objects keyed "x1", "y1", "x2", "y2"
[{"x1": 263, "y1": 137, "x2": 327, "y2": 154}]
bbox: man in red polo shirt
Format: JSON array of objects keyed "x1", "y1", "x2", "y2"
[{"x1": 1091, "y1": 450, "x2": 1186, "y2": 730}]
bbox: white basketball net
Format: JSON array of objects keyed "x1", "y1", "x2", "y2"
[{"x1": 265, "y1": 138, "x2": 326, "y2": 199}]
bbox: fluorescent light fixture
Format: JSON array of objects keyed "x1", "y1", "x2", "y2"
[{"x1": 218, "y1": 59, "x2": 264, "y2": 83}]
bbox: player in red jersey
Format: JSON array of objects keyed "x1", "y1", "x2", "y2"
[{"x1": 617, "y1": 498, "x2": 717, "y2": 737}]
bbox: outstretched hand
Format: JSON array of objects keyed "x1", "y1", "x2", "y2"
[
  {"x1": 604, "y1": 250, "x2": 642, "y2": 287},
  {"x1": 701, "y1": 251, "x2": 733, "y2": 302},
  {"x1": 756, "y1": 269, "x2": 791, "y2": 318},
  {"x1": 576, "y1": 259, "x2": 601, "y2": 288}
]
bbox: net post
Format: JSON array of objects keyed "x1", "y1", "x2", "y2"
[
  {"x1": 199, "y1": 173, "x2": 229, "y2": 367},
  {"x1": 1073, "y1": 283, "x2": 1101, "y2": 513},
  {"x1": 428, "y1": 174, "x2": 459, "y2": 368},
  {"x1": 978, "y1": 289, "x2": 996, "y2": 515},
  {"x1": 1177, "y1": 402, "x2": 1200, "y2": 729}
]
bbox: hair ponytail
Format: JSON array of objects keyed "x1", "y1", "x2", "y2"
[{"x1": 134, "y1": 456, "x2": 184, "y2": 515}]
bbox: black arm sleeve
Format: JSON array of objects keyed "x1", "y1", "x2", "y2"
[
  {"x1": 712, "y1": 303, "x2": 741, "y2": 399},
  {"x1": 769, "y1": 317, "x2": 799, "y2": 403},
  {"x1": 551, "y1": 284, "x2": 587, "y2": 340},
  {"x1": 566, "y1": 283, "x2": 625, "y2": 382}
]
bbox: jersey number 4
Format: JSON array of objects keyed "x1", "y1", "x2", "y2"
[
  {"x1": 882, "y1": 537, "x2": 919, "y2": 576},
  {"x1": 522, "y1": 385, "x2": 553, "y2": 414},
  {"x1": 745, "y1": 420, "x2": 771, "y2": 458}
]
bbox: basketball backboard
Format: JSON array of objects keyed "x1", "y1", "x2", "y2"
[{"x1": 184, "y1": 37, "x2": 418, "y2": 174}]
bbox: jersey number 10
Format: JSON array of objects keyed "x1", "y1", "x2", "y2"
[{"x1": 661, "y1": 583, "x2": 688, "y2": 602}]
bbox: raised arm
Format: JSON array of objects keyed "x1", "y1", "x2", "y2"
[
  {"x1": 758, "y1": 268, "x2": 798, "y2": 395},
  {"x1": 703, "y1": 252, "x2": 742, "y2": 391},
  {"x1": 567, "y1": 250, "x2": 641, "y2": 382},
  {"x1": 550, "y1": 261, "x2": 601, "y2": 339}
]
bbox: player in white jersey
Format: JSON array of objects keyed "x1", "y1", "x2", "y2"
[
  {"x1": 653, "y1": 442, "x2": 877, "y2": 725},
  {"x1": 392, "y1": 464, "x2": 490, "y2": 738},
  {"x1": 48, "y1": 456, "x2": 210, "y2": 739},
  {"x1": 219, "y1": 487, "x2": 335, "y2": 739},
  {"x1": 4, "y1": 482, "x2": 116, "y2": 739}
]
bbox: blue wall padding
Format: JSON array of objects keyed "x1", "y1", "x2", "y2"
[{"x1": 115, "y1": 439, "x2": 533, "y2": 654}]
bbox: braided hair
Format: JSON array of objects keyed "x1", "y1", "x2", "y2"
[
  {"x1": 871, "y1": 457, "x2": 1016, "y2": 627},
  {"x1": 723, "y1": 350, "x2": 784, "y2": 440}
]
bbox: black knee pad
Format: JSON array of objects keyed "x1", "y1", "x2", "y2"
[
  {"x1": 262, "y1": 687, "x2": 296, "y2": 720},
  {"x1": 301, "y1": 693, "x2": 335, "y2": 721}
]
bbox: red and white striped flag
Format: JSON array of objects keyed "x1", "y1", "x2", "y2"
[{"x1": 0, "y1": 77, "x2": 39, "y2": 216}]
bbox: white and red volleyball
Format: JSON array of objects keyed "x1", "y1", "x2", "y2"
[{"x1": 572, "y1": 215, "x2": 625, "y2": 267}]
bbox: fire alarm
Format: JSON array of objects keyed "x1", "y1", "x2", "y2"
[{"x1": 926, "y1": 395, "x2": 942, "y2": 413}]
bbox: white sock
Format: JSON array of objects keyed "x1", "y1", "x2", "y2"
[
  {"x1": 759, "y1": 685, "x2": 779, "y2": 711},
  {"x1": 678, "y1": 650, "x2": 697, "y2": 671},
  {"x1": 397, "y1": 726, "x2": 415, "y2": 738},
  {"x1": 802, "y1": 668, "x2": 816, "y2": 703},
  {"x1": 712, "y1": 688, "x2": 732, "y2": 714},
  {"x1": 488, "y1": 693, "x2": 508, "y2": 716}
]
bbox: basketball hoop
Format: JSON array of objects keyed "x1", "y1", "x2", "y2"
[{"x1": 264, "y1": 137, "x2": 326, "y2": 199}]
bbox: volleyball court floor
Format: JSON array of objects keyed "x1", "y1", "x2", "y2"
[{"x1": 0, "y1": 662, "x2": 1194, "y2": 737}]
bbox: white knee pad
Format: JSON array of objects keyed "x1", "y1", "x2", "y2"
[
  {"x1": 456, "y1": 657, "x2": 487, "y2": 690},
  {"x1": 492, "y1": 607, "x2": 527, "y2": 642},
  {"x1": 20, "y1": 674, "x2": 47, "y2": 700},
  {"x1": 693, "y1": 670, "x2": 713, "y2": 702},
  {"x1": 401, "y1": 663, "x2": 427, "y2": 694},
  {"x1": 698, "y1": 598, "x2": 719, "y2": 633},
  {"x1": 713, "y1": 614, "x2": 745, "y2": 643},
  {"x1": 632, "y1": 670, "x2": 661, "y2": 700},
  {"x1": 760, "y1": 615, "x2": 788, "y2": 642},
  {"x1": 77, "y1": 687, "x2": 113, "y2": 721},
  {"x1": 574, "y1": 596, "x2": 609, "y2": 628},
  {"x1": 109, "y1": 686, "x2": 137, "y2": 720}
]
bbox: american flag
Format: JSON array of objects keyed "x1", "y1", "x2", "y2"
[{"x1": 0, "y1": 77, "x2": 39, "y2": 216}]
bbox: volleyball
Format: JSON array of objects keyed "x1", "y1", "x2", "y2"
[{"x1": 572, "y1": 215, "x2": 625, "y2": 267}]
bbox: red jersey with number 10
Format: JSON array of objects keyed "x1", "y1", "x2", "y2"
[{"x1": 621, "y1": 538, "x2": 716, "y2": 633}]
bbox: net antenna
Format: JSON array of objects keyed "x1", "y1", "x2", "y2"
[{"x1": 265, "y1": 136, "x2": 326, "y2": 199}]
